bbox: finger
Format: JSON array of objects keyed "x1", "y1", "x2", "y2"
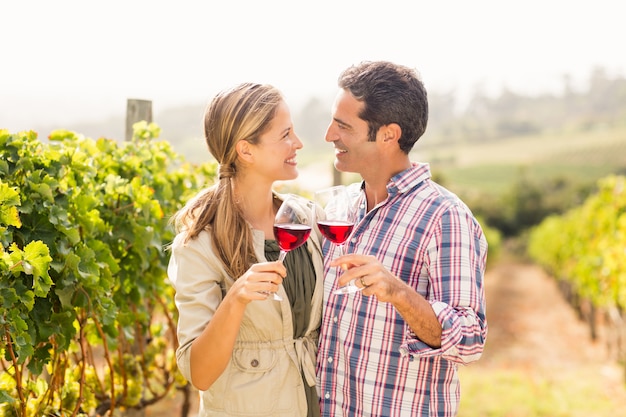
[
  {"x1": 358, "y1": 277, "x2": 368, "y2": 288},
  {"x1": 252, "y1": 290, "x2": 271, "y2": 299},
  {"x1": 337, "y1": 270, "x2": 359, "y2": 287},
  {"x1": 329, "y1": 254, "x2": 362, "y2": 268},
  {"x1": 336, "y1": 263, "x2": 368, "y2": 285},
  {"x1": 273, "y1": 272, "x2": 284, "y2": 285},
  {"x1": 261, "y1": 280, "x2": 279, "y2": 294},
  {"x1": 258, "y1": 271, "x2": 283, "y2": 285},
  {"x1": 249, "y1": 279, "x2": 279, "y2": 296},
  {"x1": 273, "y1": 261, "x2": 287, "y2": 277},
  {"x1": 250, "y1": 261, "x2": 287, "y2": 277}
]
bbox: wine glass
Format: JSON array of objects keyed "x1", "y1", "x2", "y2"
[
  {"x1": 271, "y1": 195, "x2": 314, "y2": 301},
  {"x1": 314, "y1": 185, "x2": 360, "y2": 295}
]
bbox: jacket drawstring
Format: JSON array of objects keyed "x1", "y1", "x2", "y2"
[{"x1": 294, "y1": 334, "x2": 317, "y2": 387}]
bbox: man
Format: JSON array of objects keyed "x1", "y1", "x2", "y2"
[{"x1": 316, "y1": 61, "x2": 488, "y2": 417}]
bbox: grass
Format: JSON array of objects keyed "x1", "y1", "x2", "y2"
[{"x1": 458, "y1": 366, "x2": 625, "y2": 417}]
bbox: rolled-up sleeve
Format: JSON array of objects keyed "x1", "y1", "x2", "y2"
[
  {"x1": 167, "y1": 232, "x2": 226, "y2": 382},
  {"x1": 400, "y1": 205, "x2": 488, "y2": 364}
]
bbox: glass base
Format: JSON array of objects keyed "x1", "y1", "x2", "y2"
[
  {"x1": 260, "y1": 291, "x2": 283, "y2": 301},
  {"x1": 332, "y1": 282, "x2": 363, "y2": 295}
]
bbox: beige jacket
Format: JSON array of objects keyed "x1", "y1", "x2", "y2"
[{"x1": 168, "y1": 201, "x2": 324, "y2": 416}]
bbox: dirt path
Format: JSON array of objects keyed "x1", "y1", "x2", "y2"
[
  {"x1": 479, "y1": 259, "x2": 608, "y2": 368},
  {"x1": 147, "y1": 258, "x2": 626, "y2": 416},
  {"x1": 460, "y1": 258, "x2": 626, "y2": 413}
]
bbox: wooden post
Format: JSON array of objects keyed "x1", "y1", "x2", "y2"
[{"x1": 125, "y1": 99, "x2": 153, "y2": 141}]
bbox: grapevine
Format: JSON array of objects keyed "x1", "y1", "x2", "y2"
[
  {"x1": 528, "y1": 175, "x2": 626, "y2": 371},
  {"x1": 0, "y1": 125, "x2": 216, "y2": 416}
]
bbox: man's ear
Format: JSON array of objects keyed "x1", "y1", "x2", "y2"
[
  {"x1": 380, "y1": 123, "x2": 402, "y2": 143},
  {"x1": 235, "y1": 140, "x2": 254, "y2": 163}
]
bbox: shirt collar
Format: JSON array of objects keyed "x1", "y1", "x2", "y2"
[{"x1": 386, "y1": 162, "x2": 431, "y2": 196}]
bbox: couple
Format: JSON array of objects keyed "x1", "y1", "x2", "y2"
[{"x1": 167, "y1": 61, "x2": 489, "y2": 417}]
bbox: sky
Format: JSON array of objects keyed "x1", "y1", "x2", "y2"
[{"x1": 1, "y1": 0, "x2": 625, "y2": 134}]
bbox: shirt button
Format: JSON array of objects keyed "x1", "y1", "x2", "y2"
[
  {"x1": 327, "y1": 357, "x2": 333, "y2": 363},
  {"x1": 325, "y1": 392, "x2": 330, "y2": 399},
  {"x1": 250, "y1": 359, "x2": 259, "y2": 367},
  {"x1": 333, "y1": 316, "x2": 338, "y2": 323}
]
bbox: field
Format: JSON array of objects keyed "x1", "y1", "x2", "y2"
[{"x1": 418, "y1": 124, "x2": 626, "y2": 195}]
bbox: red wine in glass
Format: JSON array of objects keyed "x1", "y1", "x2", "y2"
[
  {"x1": 317, "y1": 220, "x2": 353, "y2": 245},
  {"x1": 314, "y1": 185, "x2": 361, "y2": 295},
  {"x1": 271, "y1": 195, "x2": 315, "y2": 301},
  {"x1": 273, "y1": 224, "x2": 312, "y2": 258}
]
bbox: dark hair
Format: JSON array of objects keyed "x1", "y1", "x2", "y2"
[{"x1": 337, "y1": 61, "x2": 428, "y2": 153}]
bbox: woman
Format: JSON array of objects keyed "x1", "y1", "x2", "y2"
[{"x1": 167, "y1": 83, "x2": 323, "y2": 416}]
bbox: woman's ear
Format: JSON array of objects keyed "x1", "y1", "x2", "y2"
[{"x1": 235, "y1": 140, "x2": 254, "y2": 164}]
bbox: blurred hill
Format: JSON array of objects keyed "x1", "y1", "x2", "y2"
[{"x1": 29, "y1": 66, "x2": 626, "y2": 170}]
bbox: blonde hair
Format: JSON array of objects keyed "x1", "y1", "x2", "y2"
[{"x1": 171, "y1": 83, "x2": 283, "y2": 279}]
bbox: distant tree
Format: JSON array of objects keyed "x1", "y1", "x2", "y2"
[{"x1": 467, "y1": 169, "x2": 595, "y2": 237}]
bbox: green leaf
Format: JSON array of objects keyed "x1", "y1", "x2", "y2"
[
  {"x1": 0, "y1": 182, "x2": 21, "y2": 228},
  {"x1": 28, "y1": 180, "x2": 55, "y2": 203},
  {"x1": 0, "y1": 388, "x2": 15, "y2": 405},
  {"x1": 0, "y1": 287, "x2": 18, "y2": 310},
  {"x1": 26, "y1": 351, "x2": 46, "y2": 375},
  {"x1": 58, "y1": 225, "x2": 81, "y2": 244},
  {"x1": 48, "y1": 129, "x2": 77, "y2": 142},
  {"x1": 22, "y1": 241, "x2": 53, "y2": 297},
  {"x1": 19, "y1": 289, "x2": 35, "y2": 311},
  {"x1": 0, "y1": 159, "x2": 8, "y2": 175},
  {"x1": 48, "y1": 204, "x2": 70, "y2": 226},
  {"x1": 55, "y1": 285, "x2": 75, "y2": 309}
]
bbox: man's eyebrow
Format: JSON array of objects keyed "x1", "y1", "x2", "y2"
[{"x1": 333, "y1": 117, "x2": 351, "y2": 128}]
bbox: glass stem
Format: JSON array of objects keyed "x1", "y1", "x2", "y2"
[
  {"x1": 278, "y1": 250, "x2": 287, "y2": 263},
  {"x1": 337, "y1": 244, "x2": 348, "y2": 273}
]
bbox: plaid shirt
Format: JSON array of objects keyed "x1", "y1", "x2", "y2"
[{"x1": 317, "y1": 163, "x2": 488, "y2": 417}]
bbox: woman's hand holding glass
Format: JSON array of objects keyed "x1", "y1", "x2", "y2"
[{"x1": 236, "y1": 261, "x2": 286, "y2": 302}]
